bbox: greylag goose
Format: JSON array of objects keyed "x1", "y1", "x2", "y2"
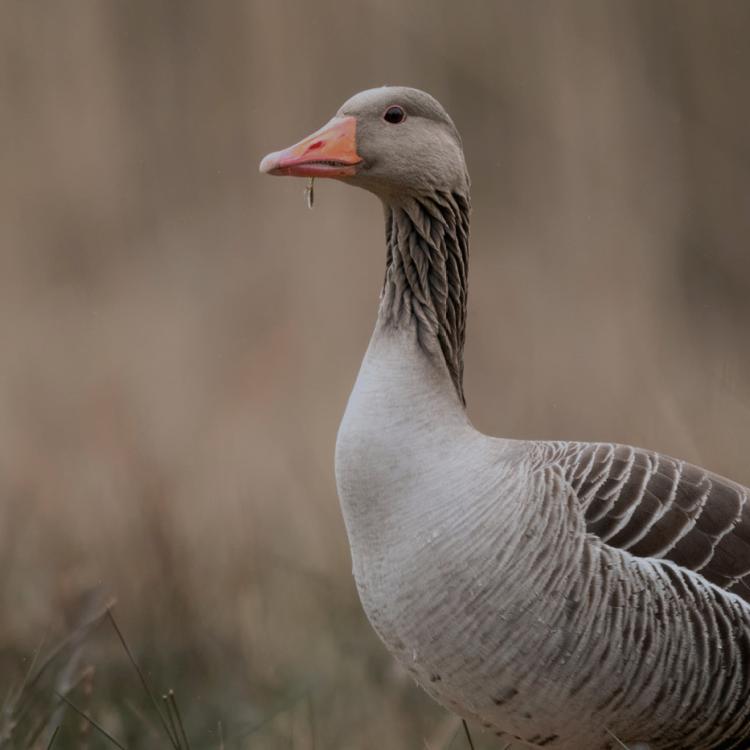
[{"x1": 260, "y1": 87, "x2": 750, "y2": 750}]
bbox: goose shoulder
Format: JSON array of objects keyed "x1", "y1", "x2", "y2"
[{"x1": 534, "y1": 440, "x2": 750, "y2": 603}]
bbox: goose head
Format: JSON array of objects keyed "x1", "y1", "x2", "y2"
[{"x1": 259, "y1": 86, "x2": 469, "y2": 201}]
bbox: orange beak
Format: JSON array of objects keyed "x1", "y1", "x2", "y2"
[{"x1": 259, "y1": 116, "x2": 361, "y2": 178}]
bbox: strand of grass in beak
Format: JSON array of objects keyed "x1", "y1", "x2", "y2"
[{"x1": 605, "y1": 727, "x2": 629, "y2": 749}]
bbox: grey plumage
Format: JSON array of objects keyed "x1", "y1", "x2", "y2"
[
  {"x1": 554, "y1": 442, "x2": 750, "y2": 597},
  {"x1": 261, "y1": 86, "x2": 750, "y2": 750},
  {"x1": 381, "y1": 192, "x2": 470, "y2": 403}
]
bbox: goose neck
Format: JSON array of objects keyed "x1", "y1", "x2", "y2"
[{"x1": 378, "y1": 192, "x2": 471, "y2": 404}]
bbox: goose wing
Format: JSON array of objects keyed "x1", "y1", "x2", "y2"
[{"x1": 541, "y1": 442, "x2": 750, "y2": 603}]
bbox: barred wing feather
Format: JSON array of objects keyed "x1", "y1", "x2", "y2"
[{"x1": 546, "y1": 442, "x2": 750, "y2": 603}]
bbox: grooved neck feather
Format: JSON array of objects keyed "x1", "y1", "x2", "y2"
[{"x1": 378, "y1": 191, "x2": 471, "y2": 403}]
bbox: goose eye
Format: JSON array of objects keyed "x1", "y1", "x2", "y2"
[{"x1": 383, "y1": 106, "x2": 406, "y2": 124}]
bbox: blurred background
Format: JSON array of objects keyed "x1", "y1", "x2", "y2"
[{"x1": 1, "y1": 1, "x2": 749, "y2": 748}]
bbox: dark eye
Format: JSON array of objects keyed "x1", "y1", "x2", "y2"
[{"x1": 383, "y1": 105, "x2": 406, "y2": 124}]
